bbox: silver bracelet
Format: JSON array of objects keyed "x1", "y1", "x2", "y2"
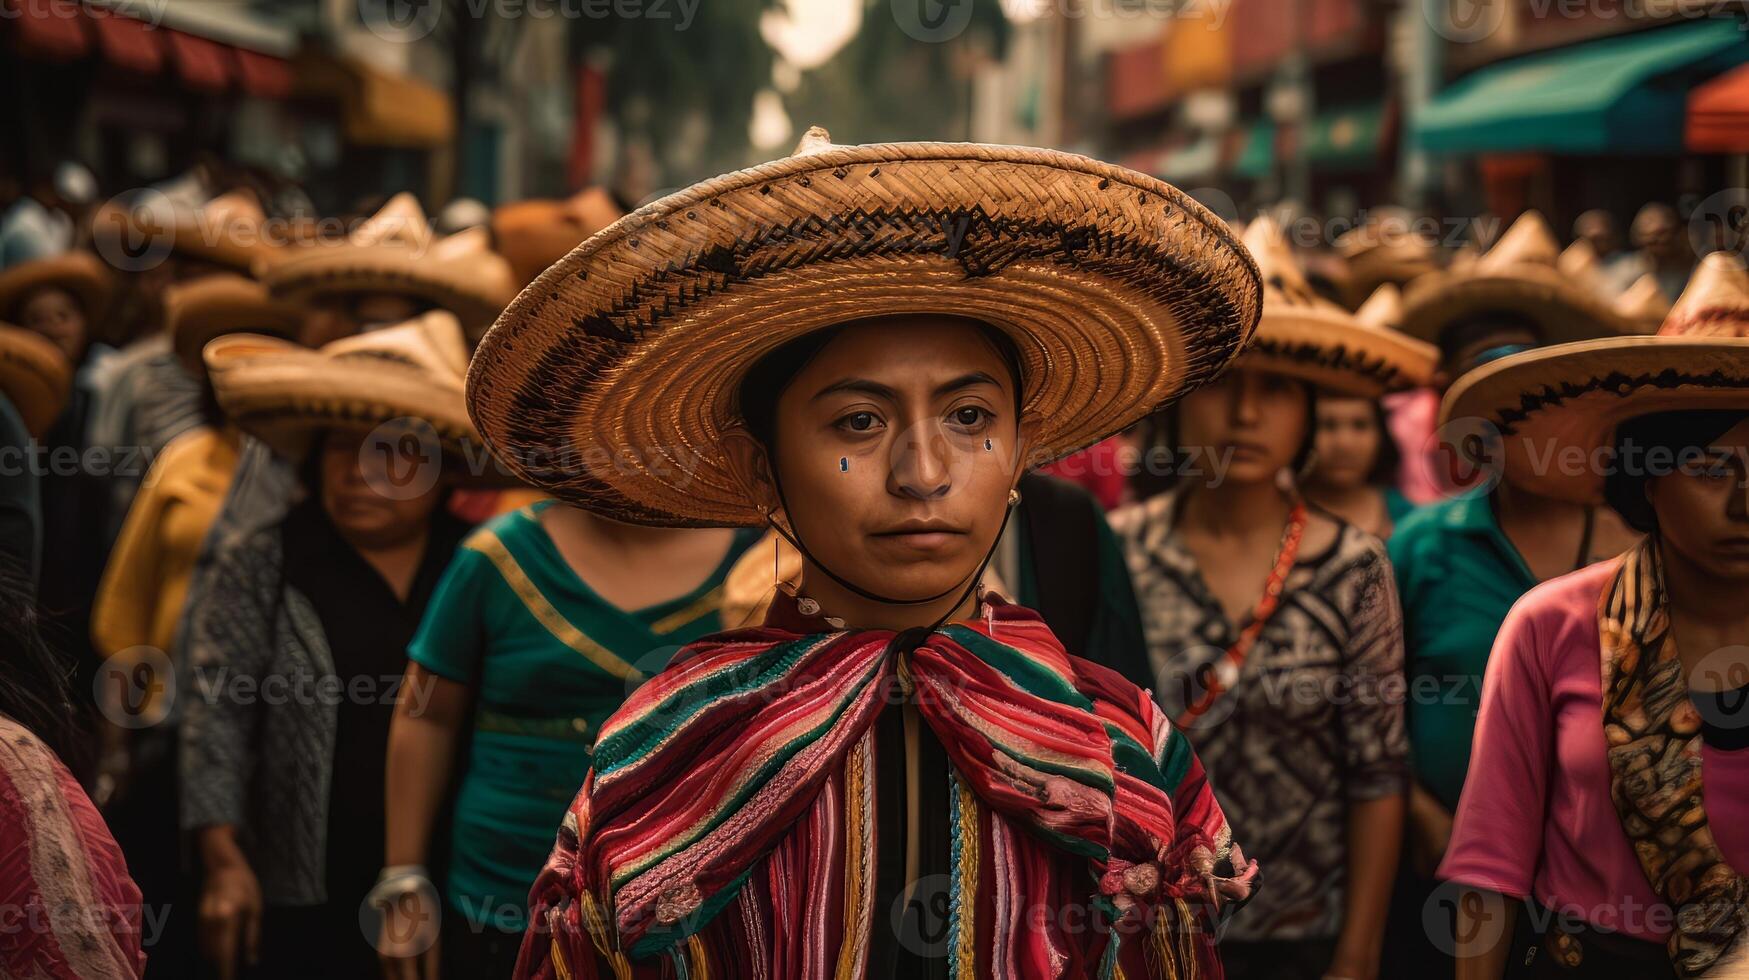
[{"x1": 366, "y1": 865, "x2": 434, "y2": 909}]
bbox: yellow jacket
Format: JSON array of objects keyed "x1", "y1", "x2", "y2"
[{"x1": 92, "y1": 426, "x2": 240, "y2": 662}]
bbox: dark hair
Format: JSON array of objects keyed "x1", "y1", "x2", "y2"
[
  {"x1": 0, "y1": 567, "x2": 86, "y2": 772},
  {"x1": 1603, "y1": 409, "x2": 1749, "y2": 533},
  {"x1": 1364, "y1": 397, "x2": 1404, "y2": 487},
  {"x1": 735, "y1": 316, "x2": 1026, "y2": 451},
  {"x1": 1436, "y1": 310, "x2": 1543, "y2": 361}
]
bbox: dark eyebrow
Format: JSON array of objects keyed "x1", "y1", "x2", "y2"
[{"x1": 810, "y1": 371, "x2": 1004, "y2": 404}]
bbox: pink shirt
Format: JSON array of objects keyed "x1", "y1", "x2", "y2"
[{"x1": 1438, "y1": 560, "x2": 1749, "y2": 942}]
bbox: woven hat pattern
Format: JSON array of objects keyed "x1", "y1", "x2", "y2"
[{"x1": 468, "y1": 127, "x2": 1263, "y2": 527}]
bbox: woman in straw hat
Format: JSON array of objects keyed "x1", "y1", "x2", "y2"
[
  {"x1": 179, "y1": 313, "x2": 479, "y2": 980},
  {"x1": 1109, "y1": 216, "x2": 1430, "y2": 980},
  {"x1": 436, "y1": 127, "x2": 1263, "y2": 978},
  {"x1": 1386, "y1": 213, "x2": 1647, "y2": 972},
  {"x1": 1301, "y1": 284, "x2": 1419, "y2": 540},
  {"x1": 0, "y1": 320, "x2": 72, "y2": 587},
  {"x1": 1439, "y1": 251, "x2": 1749, "y2": 979}
]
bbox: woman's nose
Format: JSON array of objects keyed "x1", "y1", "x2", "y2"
[{"x1": 890, "y1": 422, "x2": 953, "y2": 500}]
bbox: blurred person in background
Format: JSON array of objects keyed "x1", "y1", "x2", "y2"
[
  {"x1": 0, "y1": 319, "x2": 74, "y2": 589},
  {"x1": 379, "y1": 479, "x2": 758, "y2": 976},
  {"x1": 1443, "y1": 253, "x2": 1749, "y2": 979},
  {"x1": 0, "y1": 162, "x2": 96, "y2": 267},
  {"x1": 1606, "y1": 202, "x2": 1696, "y2": 301},
  {"x1": 180, "y1": 315, "x2": 477, "y2": 980},
  {"x1": 1572, "y1": 209, "x2": 1624, "y2": 269},
  {"x1": 1384, "y1": 210, "x2": 1647, "y2": 976},
  {"x1": 1111, "y1": 218, "x2": 1427, "y2": 980},
  {"x1": 1303, "y1": 285, "x2": 1419, "y2": 539},
  {"x1": 0, "y1": 565, "x2": 145, "y2": 980}
]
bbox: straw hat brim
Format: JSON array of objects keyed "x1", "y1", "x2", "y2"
[
  {"x1": 1440, "y1": 336, "x2": 1749, "y2": 503},
  {"x1": 1245, "y1": 308, "x2": 1439, "y2": 397},
  {"x1": 0, "y1": 252, "x2": 113, "y2": 324},
  {"x1": 205, "y1": 332, "x2": 496, "y2": 478},
  {"x1": 0, "y1": 325, "x2": 73, "y2": 437},
  {"x1": 1399, "y1": 263, "x2": 1635, "y2": 345},
  {"x1": 264, "y1": 248, "x2": 517, "y2": 337},
  {"x1": 169, "y1": 278, "x2": 304, "y2": 369},
  {"x1": 467, "y1": 139, "x2": 1263, "y2": 528}
]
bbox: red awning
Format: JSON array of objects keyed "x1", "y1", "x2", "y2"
[
  {"x1": 234, "y1": 47, "x2": 293, "y2": 99},
  {"x1": 165, "y1": 28, "x2": 231, "y2": 92},
  {"x1": 6, "y1": 0, "x2": 89, "y2": 62},
  {"x1": 1687, "y1": 63, "x2": 1749, "y2": 153},
  {"x1": 1106, "y1": 39, "x2": 1171, "y2": 122},
  {"x1": 89, "y1": 7, "x2": 164, "y2": 75}
]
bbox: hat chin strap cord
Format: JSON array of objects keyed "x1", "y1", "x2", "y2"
[{"x1": 762, "y1": 470, "x2": 1018, "y2": 648}]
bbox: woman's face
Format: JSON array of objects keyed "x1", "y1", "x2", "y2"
[
  {"x1": 317, "y1": 429, "x2": 443, "y2": 549},
  {"x1": 1176, "y1": 367, "x2": 1309, "y2": 487},
  {"x1": 1647, "y1": 418, "x2": 1749, "y2": 581},
  {"x1": 18, "y1": 286, "x2": 87, "y2": 361},
  {"x1": 736, "y1": 316, "x2": 1029, "y2": 604},
  {"x1": 1309, "y1": 396, "x2": 1381, "y2": 491}
]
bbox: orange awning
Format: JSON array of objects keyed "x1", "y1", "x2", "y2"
[
  {"x1": 6, "y1": 0, "x2": 89, "y2": 62},
  {"x1": 295, "y1": 53, "x2": 454, "y2": 149},
  {"x1": 1687, "y1": 63, "x2": 1749, "y2": 153},
  {"x1": 88, "y1": 6, "x2": 164, "y2": 75}
]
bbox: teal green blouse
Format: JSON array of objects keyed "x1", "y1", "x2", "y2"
[
  {"x1": 1387, "y1": 492, "x2": 1537, "y2": 811},
  {"x1": 408, "y1": 501, "x2": 757, "y2": 930}
]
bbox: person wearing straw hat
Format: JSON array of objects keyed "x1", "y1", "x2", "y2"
[
  {"x1": 261, "y1": 192, "x2": 518, "y2": 343},
  {"x1": 1109, "y1": 216, "x2": 1426, "y2": 980},
  {"x1": 1335, "y1": 207, "x2": 1441, "y2": 312},
  {"x1": 1301, "y1": 284, "x2": 1420, "y2": 540},
  {"x1": 179, "y1": 312, "x2": 482, "y2": 980},
  {"x1": 1438, "y1": 251, "x2": 1749, "y2": 979},
  {"x1": 424, "y1": 127, "x2": 1263, "y2": 979},
  {"x1": 92, "y1": 274, "x2": 302, "y2": 683},
  {"x1": 0, "y1": 321, "x2": 72, "y2": 588}
]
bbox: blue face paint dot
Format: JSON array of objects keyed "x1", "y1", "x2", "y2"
[
  {"x1": 839, "y1": 457, "x2": 848, "y2": 472},
  {"x1": 984, "y1": 439, "x2": 992, "y2": 451}
]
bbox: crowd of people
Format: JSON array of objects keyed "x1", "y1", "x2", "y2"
[{"x1": 0, "y1": 127, "x2": 1744, "y2": 980}]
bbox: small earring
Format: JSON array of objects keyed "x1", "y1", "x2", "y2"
[{"x1": 1008, "y1": 488, "x2": 1022, "y2": 506}]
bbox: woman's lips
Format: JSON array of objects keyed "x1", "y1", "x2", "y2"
[{"x1": 871, "y1": 527, "x2": 967, "y2": 552}]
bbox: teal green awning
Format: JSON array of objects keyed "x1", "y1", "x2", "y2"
[
  {"x1": 1303, "y1": 102, "x2": 1385, "y2": 170},
  {"x1": 1232, "y1": 119, "x2": 1275, "y2": 179},
  {"x1": 1416, "y1": 19, "x2": 1749, "y2": 154}
]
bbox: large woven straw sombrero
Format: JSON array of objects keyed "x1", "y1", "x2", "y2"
[
  {"x1": 90, "y1": 190, "x2": 278, "y2": 273},
  {"x1": 0, "y1": 250, "x2": 113, "y2": 323},
  {"x1": 166, "y1": 274, "x2": 303, "y2": 372},
  {"x1": 263, "y1": 193, "x2": 518, "y2": 337},
  {"x1": 491, "y1": 187, "x2": 624, "y2": 288},
  {"x1": 206, "y1": 310, "x2": 489, "y2": 467},
  {"x1": 1441, "y1": 251, "x2": 1749, "y2": 504},
  {"x1": 467, "y1": 126, "x2": 1263, "y2": 527},
  {"x1": 1400, "y1": 211, "x2": 1640, "y2": 345},
  {"x1": 1239, "y1": 218, "x2": 1437, "y2": 397},
  {"x1": 1613, "y1": 273, "x2": 1672, "y2": 332},
  {"x1": 0, "y1": 324, "x2": 72, "y2": 437}
]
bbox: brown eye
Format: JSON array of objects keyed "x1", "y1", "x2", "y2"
[
  {"x1": 949, "y1": 406, "x2": 990, "y2": 428},
  {"x1": 835, "y1": 411, "x2": 881, "y2": 433}
]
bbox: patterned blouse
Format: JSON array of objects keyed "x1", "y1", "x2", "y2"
[{"x1": 1110, "y1": 489, "x2": 1409, "y2": 943}]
